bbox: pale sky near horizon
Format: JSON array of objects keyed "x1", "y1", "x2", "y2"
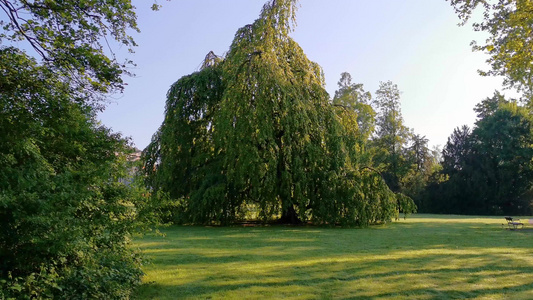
[{"x1": 98, "y1": 0, "x2": 512, "y2": 151}]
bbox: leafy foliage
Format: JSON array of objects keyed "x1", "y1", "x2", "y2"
[
  {"x1": 400, "y1": 134, "x2": 442, "y2": 211},
  {"x1": 143, "y1": 55, "x2": 226, "y2": 224},
  {"x1": 448, "y1": 0, "x2": 533, "y2": 100},
  {"x1": 425, "y1": 92, "x2": 533, "y2": 215},
  {"x1": 0, "y1": 48, "x2": 154, "y2": 299},
  {"x1": 368, "y1": 81, "x2": 426, "y2": 216},
  {"x1": 143, "y1": 0, "x2": 400, "y2": 226},
  {"x1": 371, "y1": 81, "x2": 412, "y2": 193},
  {"x1": 0, "y1": 1, "x2": 157, "y2": 298},
  {"x1": 332, "y1": 72, "x2": 375, "y2": 140},
  {"x1": 0, "y1": 0, "x2": 138, "y2": 102}
]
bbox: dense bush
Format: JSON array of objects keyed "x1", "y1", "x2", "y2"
[{"x1": 0, "y1": 48, "x2": 153, "y2": 299}]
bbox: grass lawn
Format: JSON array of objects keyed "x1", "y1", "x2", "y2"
[{"x1": 133, "y1": 214, "x2": 533, "y2": 299}]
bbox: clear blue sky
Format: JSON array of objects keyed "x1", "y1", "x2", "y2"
[{"x1": 98, "y1": 0, "x2": 511, "y2": 150}]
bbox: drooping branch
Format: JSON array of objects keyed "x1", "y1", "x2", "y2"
[{"x1": 144, "y1": 0, "x2": 399, "y2": 226}]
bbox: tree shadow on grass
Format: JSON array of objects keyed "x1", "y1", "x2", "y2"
[
  {"x1": 134, "y1": 222, "x2": 533, "y2": 299},
  {"x1": 134, "y1": 246, "x2": 533, "y2": 299},
  {"x1": 140, "y1": 222, "x2": 533, "y2": 254},
  {"x1": 372, "y1": 281, "x2": 533, "y2": 300},
  {"x1": 134, "y1": 253, "x2": 533, "y2": 299}
]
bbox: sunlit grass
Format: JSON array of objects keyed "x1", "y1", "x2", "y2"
[{"x1": 133, "y1": 214, "x2": 533, "y2": 299}]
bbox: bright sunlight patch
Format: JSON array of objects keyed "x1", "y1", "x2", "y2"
[{"x1": 134, "y1": 214, "x2": 533, "y2": 299}]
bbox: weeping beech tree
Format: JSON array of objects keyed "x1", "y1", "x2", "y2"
[{"x1": 143, "y1": 0, "x2": 400, "y2": 225}]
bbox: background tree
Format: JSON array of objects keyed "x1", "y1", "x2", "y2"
[
  {"x1": 331, "y1": 72, "x2": 376, "y2": 193},
  {"x1": 332, "y1": 72, "x2": 375, "y2": 139},
  {"x1": 369, "y1": 81, "x2": 423, "y2": 217},
  {"x1": 470, "y1": 99, "x2": 533, "y2": 214},
  {"x1": 400, "y1": 134, "x2": 441, "y2": 211},
  {"x1": 441, "y1": 125, "x2": 473, "y2": 174},
  {"x1": 408, "y1": 134, "x2": 431, "y2": 172},
  {"x1": 425, "y1": 92, "x2": 533, "y2": 215},
  {"x1": 372, "y1": 81, "x2": 412, "y2": 192},
  {"x1": 448, "y1": 0, "x2": 533, "y2": 100},
  {"x1": 423, "y1": 125, "x2": 473, "y2": 213}
]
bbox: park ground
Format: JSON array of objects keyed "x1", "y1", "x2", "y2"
[{"x1": 133, "y1": 214, "x2": 533, "y2": 299}]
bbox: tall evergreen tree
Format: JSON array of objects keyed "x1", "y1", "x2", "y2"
[
  {"x1": 442, "y1": 125, "x2": 473, "y2": 174},
  {"x1": 406, "y1": 134, "x2": 433, "y2": 173}
]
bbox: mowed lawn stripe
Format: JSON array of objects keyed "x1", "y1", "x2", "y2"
[{"x1": 133, "y1": 214, "x2": 533, "y2": 299}]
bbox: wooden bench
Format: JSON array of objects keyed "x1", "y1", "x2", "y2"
[{"x1": 505, "y1": 216, "x2": 523, "y2": 230}]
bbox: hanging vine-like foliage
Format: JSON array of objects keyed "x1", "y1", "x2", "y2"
[{"x1": 143, "y1": 0, "x2": 398, "y2": 225}]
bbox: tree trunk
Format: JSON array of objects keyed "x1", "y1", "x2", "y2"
[
  {"x1": 275, "y1": 128, "x2": 301, "y2": 224},
  {"x1": 279, "y1": 203, "x2": 301, "y2": 224}
]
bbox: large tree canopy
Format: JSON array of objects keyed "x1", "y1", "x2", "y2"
[{"x1": 143, "y1": 0, "x2": 400, "y2": 226}]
